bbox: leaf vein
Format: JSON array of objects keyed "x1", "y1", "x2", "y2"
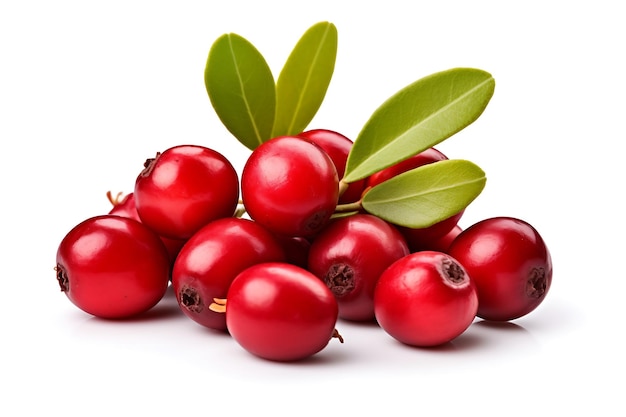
[
  {"x1": 287, "y1": 24, "x2": 332, "y2": 134},
  {"x1": 228, "y1": 35, "x2": 264, "y2": 147}
]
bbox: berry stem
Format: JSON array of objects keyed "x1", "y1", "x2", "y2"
[
  {"x1": 334, "y1": 200, "x2": 362, "y2": 213},
  {"x1": 332, "y1": 328, "x2": 345, "y2": 343},
  {"x1": 338, "y1": 179, "x2": 349, "y2": 198},
  {"x1": 106, "y1": 191, "x2": 125, "y2": 207}
]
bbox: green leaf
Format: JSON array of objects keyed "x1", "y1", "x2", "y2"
[
  {"x1": 204, "y1": 33, "x2": 276, "y2": 150},
  {"x1": 343, "y1": 68, "x2": 495, "y2": 183},
  {"x1": 272, "y1": 21, "x2": 338, "y2": 137},
  {"x1": 361, "y1": 159, "x2": 486, "y2": 228}
]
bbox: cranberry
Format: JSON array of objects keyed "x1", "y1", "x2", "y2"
[
  {"x1": 308, "y1": 213, "x2": 410, "y2": 321},
  {"x1": 241, "y1": 136, "x2": 339, "y2": 238},
  {"x1": 55, "y1": 215, "x2": 171, "y2": 319},
  {"x1": 134, "y1": 144, "x2": 239, "y2": 240},
  {"x1": 216, "y1": 262, "x2": 342, "y2": 362},
  {"x1": 171, "y1": 217, "x2": 286, "y2": 331},
  {"x1": 448, "y1": 216, "x2": 553, "y2": 321},
  {"x1": 374, "y1": 251, "x2": 478, "y2": 347},
  {"x1": 106, "y1": 191, "x2": 186, "y2": 263},
  {"x1": 298, "y1": 129, "x2": 366, "y2": 203}
]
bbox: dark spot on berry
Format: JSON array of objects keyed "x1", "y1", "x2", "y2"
[
  {"x1": 324, "y1": 263, "x2": 355, "y2": 297},
  {"x1": 180, "y1": 285, "x2": 203, "y2": 313},
  {"x1": 55, "y1": 264, "x2": 69, "y2": 292},
  {"x1": 526, "y1": 267, "x2": 546, "y2": 298},
  {"x1": 442, "y1": 257, "x2": 465, "y2": 284},
  {"x1": 304, "y1": 210, "x2": 328, "y2": 234},
  {"x1": 140, "y1": 152, "x2": 161, "y2": 177}
]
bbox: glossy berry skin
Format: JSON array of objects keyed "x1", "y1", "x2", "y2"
[
  {"x1": 241, "y1": 136, "x2": 339, "y2": 238},
  {"x1": 374, "y1": 251, "x2": 478, "y2": 347},
  {"x1": 308, "y1": 213, "x2": 410, "y2": 321},
  {"x1": 134, "y1": 144, "x2": 239, "y2": 240},
  {"x1": 400, "y1": 211, "x2": 465, "y2": 252},
  {"x1": 366, "y1": 147, "x2": 463, "y2": 245},
  {"x1": 107, "y1": 191, "x2": 186, "y2": 263},
  {"x1": 224, "y1": 262, "x2": 340, "y2": 362},
  {"x1": 448, "y1": 217, "x2": 553, "y2": 322},
  {"x1": 273, "y1": 235, "x2": 311, "y2": 269},
  {"x1": 426, "y1": 225, "x2": 463, "y2": 253},
  {"x1": 171, "y1": 217, "x2": 286, "y2": 331},
  {"x1": 298, "y1": 129, "x2": 366, "y2": 203},
  {"x1": 55, "y1": 215, "x2": 171, "y2": 319},
  {"x1": 366, "y1": 147, "x2": 449, "y2": 188}
]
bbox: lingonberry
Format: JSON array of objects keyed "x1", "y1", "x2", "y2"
[
  {"x1": 241, "y1": 136, "x2": 339, "y2": 238},
  {"x1": 374, "y1": 251, "x2": 478, "y2": 347},
  {"x1": 448, "y1": 216, "x2": 553, "y2": 321},
  {"x1": 298, "y1": 129, "x2": 366, "y2": 203},
  {"x1": 107, "y1": 191, "x2": 186, "y2": 263},
  {"x1": 55, "y1": 215, "x2": 171, "y2": 319},
  {"x1": 134, "y1": 144, "x2": 239, "y2": 240},
  {"x1": 365, "y1": 147, "x2": 464, "y2": 247},
  {"x1": 214, "y1": 262, "x2": 342, "y2": 362},
  {"x1": 171, "y1": 217, "x2": 286, "y2": 331},
  {"x1": 307, "y1": 213, "x2": 410, "y2": 321}
]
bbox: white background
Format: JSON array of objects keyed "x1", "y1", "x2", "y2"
[{"x1": 2, "y1": 1, "x2": 624, "y2": 415}]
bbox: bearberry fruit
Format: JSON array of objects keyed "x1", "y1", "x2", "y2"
[
  {"x1": 366, "y1": 147, "x2": 449, "y2": 188},
  {"x1": 55, "y1": 215, "x2": 171, "y2": 319},
  {"x1": 400, "y1": 211, "x2": 465, "y2": 252},
  {"x1": 298, "y1": 129, "x2": 366, "y2": 203},
  {"x1": 107, "y1": 191, "x2": 186, "y2": 263},
  {"x1": 171, "y1": 217, "x2": 286, "y2": 331},
  {"x1": 374, "y1": 251, "x2": 478, "y2": 347},
  {"x1": 215, "y1": 262, "x2": 342, "y2": 362},
  {"x1": 366, "y1": 147, "x2": 464, "y2": 248},
  {"x1": 241, "y1": 136, "x2": 339, "y2": 238},
  {"x1": 134, "y1": 144, "x2": 239, "y2": 240},
  {"x1": 308, "y1": 213, "x2": 410, "y2": 321},
  {"x1": 448, "y1": 216, "x2": 553, "y2": 321}
]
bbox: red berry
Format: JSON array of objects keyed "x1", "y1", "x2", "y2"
[
  {"x1": 307, "y1": 213, "x2": 410, "y2": 321},
  {"x1": 426, "y1": 225, "x2": 463, "y2": 253},
  {"x1": 134, "y1": 144, "x2": 239, "y2": 240},
  {"x1": 298, "y1": 129, "x2": 366, "y2": 203},
  {"x1": 241, "y1": 136, "x2": 339, "y2": 238},
  {"x1": 219, "y1": 262, "x2": 341, "y2": 362},
  {"x1": 272, "y1": 235, "x2": 311, "y2": 269},
  {"x1": 366, "y1": 147, "x2": 463, "y2": 243},
  {"x1": 171, "y1": 217, "x2": 286, "y2": 331},
  {"x1": 107, "y1": 191, "x2": 186, "y2": 263},
  {"x1": 374, "y1": 251, "x2": 478, "y2": 347},
  {"x1": 55, "y1": 215, "x2": 171, "y2": 319},
  {"x1": 366, "y1": 147, "x2": 448, "y2": 188},
  {"x1": 399, "y1": 211, "x2": 465, "y2": 252},
  {"x1": 448, "y1": 216, "x2": 553, "y2": 321}
]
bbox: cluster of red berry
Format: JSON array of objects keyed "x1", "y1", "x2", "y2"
[
  {"x1": 55, "y1": 21, "x2": 553, "y2": 362},
  {"x1": 55, "y1": 127, "x2": 552, "y2": 362}
]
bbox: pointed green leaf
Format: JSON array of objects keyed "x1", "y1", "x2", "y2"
[
  {"x1": 343, "y1": 68, "x2": 495, "y2": 183},
  {"x1": 205, "y1": 33, "x2": 276, "y2": 150},
  {"x1": 361, "y1": 159, "x2": 486, "y2": 228},
  {"x1": 272, "y1": 21, "x2": 338, "y2": 137}
]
